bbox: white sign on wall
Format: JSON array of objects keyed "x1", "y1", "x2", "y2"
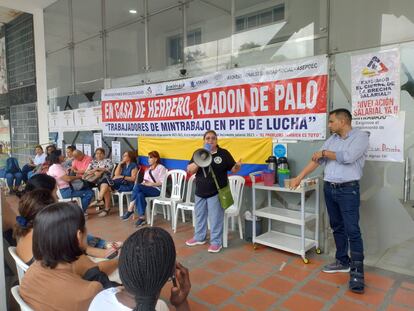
[
  {"x1": 94, "y1": 132, "x2": 102, "y2": 149},
  {"x1": 48, "y1": 112, "x2": 60, "y2": 132},
  {"x1": 111, "y1": 141, "x2": 121, "y2": 163},
  {"x1": 352, "y1": 111, "x2": 405, "y2": 162},
  {"x1": 57, "y1": 132, "x2": 63, "y2": 149},
  {"x1": 73, "y1": 107, "x2": 102, "y2": 130},
  {"x1": 351, "y1": 49, "x2": 400, "y2": 117},
  {"x1": 61, "y1": 110, "x2": 75, "y2": 130},
  {"x1": 83, "y1": 144, "x2": 92, "y2": 156},
  {"x1": 49, "y1": 106, "x2": 102, "y2": 132},
  {"x1": 76, "y1": 143, "x2": 84, "y2": 153}
]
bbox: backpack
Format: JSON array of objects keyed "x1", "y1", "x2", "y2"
[{"x1": 6, "y1": 157, "x2": 21, "y2": 174}]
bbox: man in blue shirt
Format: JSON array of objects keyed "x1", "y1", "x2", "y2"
[{"x1": 291, "y1": 108, "x2": 369, "y2": 294}]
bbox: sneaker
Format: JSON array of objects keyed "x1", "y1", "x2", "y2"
[
  {"x1": 135, "y1": 218, "x2": 147, "y2": 227},
  {"x1": 322, "y1": 260, "x2": 350, "y2": 273},
  {"x1": 208, "y1": 244, "x2": 222, "y2": 253},
  {"x1": 121, "y1": 211, "x2": 133, "y2": 221},
  {"x1": 185, "y1": 238, "x2": 207, "y2": 247}
]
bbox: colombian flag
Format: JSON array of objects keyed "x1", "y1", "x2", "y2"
[{"x1": 137, "y1": 137, "x2": 271, "y2": 177}]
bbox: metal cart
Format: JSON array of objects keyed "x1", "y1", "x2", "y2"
[{"x1": 250, "y1": 171, "x2": 321, "y2": 263}]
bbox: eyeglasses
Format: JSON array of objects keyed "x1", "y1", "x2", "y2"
[{"x1": 205, "y1": 136, "x2": 217, "y2": 140}]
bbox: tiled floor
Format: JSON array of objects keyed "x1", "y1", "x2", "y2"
[
  {"x1": 5, "y1": 195, "x2": 414, "y2": 311},
  {"x1": 84, "y1": 206, "x2": 414, "y2": 311}
]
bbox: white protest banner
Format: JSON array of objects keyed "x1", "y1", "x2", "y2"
[
  {"x1": 351, "y1": 49, "x2": 400, "y2": 117},
  {"x1": 93, "y1": 132, "x2": 102, "y2": 149},
  {"x1": 75, "y1": 143, "x2": 83, "y2": 153},
  {"x1": 352, "y1": 112, "x2": 404, "y2": 162},
  {"x1": 101, "y1": 56, "x2": 328, "y2": 140},
  {"x1": 111, "y1": 141, "x2": 121, "y2": 163},
  {"x1": 83, "y1": 144, "x2": 92, "y2": 156}
]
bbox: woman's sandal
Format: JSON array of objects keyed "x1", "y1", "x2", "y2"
[
  {"x1": 98, "y1": 208, "x2": 111, "y2": 217},
  {"x1": 90, "y1": 199, "x2": 105, "y2": 207}
]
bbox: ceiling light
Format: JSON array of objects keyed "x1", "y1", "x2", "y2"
[{"x1": 129, "y1": 9, "x2": 137, "y2": 14}]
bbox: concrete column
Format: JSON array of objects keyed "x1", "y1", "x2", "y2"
[{"x1": 32, "y1": 8, "x2": 50, "y2": 145}]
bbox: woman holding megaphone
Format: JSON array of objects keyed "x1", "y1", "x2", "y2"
[{"x1": 186, "y1": 130, "x2": 241, "y2": 253}]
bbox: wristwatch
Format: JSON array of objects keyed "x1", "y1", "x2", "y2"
[{"x1": 322, "y1": 150, "x2": 326, "y2": 157}]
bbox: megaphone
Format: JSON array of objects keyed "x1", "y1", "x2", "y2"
[
  {"x1": 193, "y1": 148, "x2": 212, "y2": 178},
  {"x1": 193, "y1": 148, "x2": 212, "y2": 167}
]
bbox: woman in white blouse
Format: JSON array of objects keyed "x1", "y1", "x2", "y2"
[{"x1": 120, "y1": 150, "x2": 167, "y2": 227}]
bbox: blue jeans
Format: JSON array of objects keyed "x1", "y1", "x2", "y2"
[
  {"x1": 27, "y1": 170, "x2": 37, "y2": 180},
  {"x1": 324, "y1": 181, "x2": 364, "y2": 263},
  {"x1": 59, "y1": 187, "x2": 94, "y2": 212},
  {"x1": 87, "y1": 234, "x2": 107, "y2": 249},
  {"x1": 131, "y1": 184, "x2": 160, "y2": 217},
  {"x1": 194, "y1": 194, "x2": 224, "y2": 246},
  {"x1": 5, "y1": 172, "x2": 23, "y2": 188},
  {"x1": 21, "y1": 164, "x2": 34, "y2": 182},
  {"x1": 112, "y1": 179, "x2": 134, "y2": 192}
]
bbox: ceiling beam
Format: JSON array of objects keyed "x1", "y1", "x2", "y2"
[{"x1": 0, "y1": 0, "x2": 58, "y2": 13}]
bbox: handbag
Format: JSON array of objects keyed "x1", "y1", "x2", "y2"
[
  {"x1": 70, "y1": 179, "x2": 87, "y2": 191},
  {"x1": 83, "y1": 170, "x2": 103, "y2": 183},
  {"x1": 211, "y1": 168, "x2": 234, "y2": 210}
]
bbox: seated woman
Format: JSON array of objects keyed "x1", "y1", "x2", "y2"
[
  {"x1": 21, "y1": 145, "x2": 47, "y2": 182},
  {"x1": 85, "y1": 148, "x2": 114, "y2": 212},
  {"x1": 121, "y1": 151, "x2": 167, "y2": 227},
  {"x1": 63, "y1": 145, "x2": 76, "y2": 170},
  {"x1": 46, "y1": 144, "x2": 57, "y2": 155},
  {"x1": 4, "y1": 156, "x2": 23, "y2": 194},
  {"x1": 18, "y1": 173, "x2": 121, "y2": 259},
  {"x1": 19, "y1": 202, "x2": 114, "y2": 311},
  {"x1": 89, "y1": 227, "x2": 190, "y2": 311},
  {"x1": 47, "y1": 149, "x2": 94, "y2": 213},
  {"x1": 97, "y1": 151, "x2": 138, "y2": 217}
]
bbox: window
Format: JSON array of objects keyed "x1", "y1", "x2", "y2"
[
  {"x1": 236, "y1": 4, "x2": 285, "y2": 32},
  {"x1": 167, "y1": 29, "x2": 202, "y2": 66}
]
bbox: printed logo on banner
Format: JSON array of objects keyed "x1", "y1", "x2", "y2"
[
  {"x1": 166, "y1": 82, "x2": 185, "y2": 92},
  {"x1": 190, "y1": 79, "x2": 209, "y2": 88},
  {"x1": 362, "y1": 56, "x2": 389, "y2": 78},
  {"x1": 146, "y1": 87, "x2": 152, "y2": 96},
  {"x1": 246, "y1": 70, "x2": 263, "y2": 78},
  {"x1": 226, "y1": 73, "x2": 241, "y2": 80}
]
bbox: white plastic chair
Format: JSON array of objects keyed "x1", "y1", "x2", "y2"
[
  {"x1": 174, "y1": 174, "x2": 196, "y2": 233},
  {"x1": 151, "y1": 169, "x2": 187, "y2": 230},
  {"x1": 11, "y1": 286, "x2": 34, "y2": 311},
  {"x1": 56, "y1": 188, "x2": 83, "y2": 210},
  {"x1": 0, "y1": 177, "x2": 9, "y2": 192},
  {"x1": 8, "y1": 247, "x2": 29, "y2": 283},
  {"x1": 223, "y1": 175, "x2": 245, "y2": 248},
  {"x1": 113, "y1": 166, "x2": 141, "y2": 217}
]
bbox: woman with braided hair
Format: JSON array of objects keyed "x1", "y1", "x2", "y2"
[{"x1": 89, "y1": 227, "x2": 191, "y2": 311}]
